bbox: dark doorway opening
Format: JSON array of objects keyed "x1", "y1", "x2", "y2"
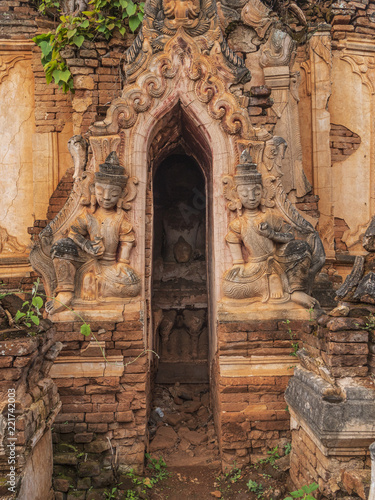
[{"x1": 152, "y1": 153, "x2": 208, "y2": 384}]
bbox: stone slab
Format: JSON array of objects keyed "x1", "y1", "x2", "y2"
[
  {"x1": 218, "y1": 300, "x2": 315, "y2": 321},
  {"x1": 219, "y1": 355, "x2": 299, "y2": 377},
  {"x1": 50, "y1": 356, "x2": 124, "y2": 378},
  {"x1": 286, "y1": 367, "x2": 375, "y2": 448},
  {"x1": 51, "y1": 305, "x2": 125, "y2": 323},
  {"x1": 0, "y1": 258, "x2": 31, "y2": 278}
]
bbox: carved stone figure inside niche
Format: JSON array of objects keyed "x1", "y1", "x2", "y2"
[
  {"x1": 156, "y1": 308, "x2": 208, "y2": 362},
  {"x1": 43, "y1": 152, "x2": 141, "y2": 314},
  {"x1": 153, "y1": 155, "x2": 205, "y2": 282},
  {"x1": 183, "y1": 309, "x2": 207, "y2": 360},
  {"x1": 222, "y1": 151, "x2": 321, "y2": 309}
]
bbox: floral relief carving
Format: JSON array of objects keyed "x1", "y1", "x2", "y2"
[
  {"x1": 92, "y1": 29, "x2": 254, "y2": 139},
  {"x1": 91, "y1": 0, "x2": 255, "y2": 140},
  {"x1": 340, "y1": 54, "x2": 375, "y2": 95},
  {"x1": 0, "y1": 227, "x2": 27, "y2": 255},
  {"x1": 0, "y1": 55, "x2": 25, "y2": 85}
]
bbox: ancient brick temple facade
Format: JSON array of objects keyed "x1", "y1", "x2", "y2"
[{"x1": 1, "y1": 0, "x2": 375, "y2": 498}]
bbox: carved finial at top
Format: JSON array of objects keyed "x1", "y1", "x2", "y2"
[
  {"x1": 240, "y1": 149, "x2": 253, "y2": 165},
  {"x1": 96, "y1": 152, "x2": 129, "y2": 187},
  {"x1": 104, "y1": 151, "x2": 120, "y2": 165},
  {"x1": 235, "y1": 151, "x2": 262, "y2": 186},
  {"x1": 125, "y1": 0, "x2": 251, "y2": 85}
]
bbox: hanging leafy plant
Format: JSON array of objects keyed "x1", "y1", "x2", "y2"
[{"x1": 33, "y1": 0, "x2": 144, "y2": 93}]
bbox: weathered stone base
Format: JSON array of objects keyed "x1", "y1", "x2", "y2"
[
  {"x1": 51, "y1": 305, "x2": 150, "y2": 495},
  {"x1": 216, "y1": 318, "x2": 309, "y2": 468},
  {"x1": 18, "y1": 430, "x2": 55, "y2": 500},
  {"x1": 289, "y1": 416, "x2": 371, "y2": 496},
  {"x1": 0, "y1": 325, "x2": 61, "y2": 500},
  {"x1": 286, "y1": 367, "x2": 375, "y2": 496}
]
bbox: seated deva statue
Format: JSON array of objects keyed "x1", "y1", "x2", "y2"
[
  {"x1": 222, "y1": 153, "x2": 321, "y2": 309},
  {"x1": 45, "y1": 152, "x2": 141, "y2": 314}
]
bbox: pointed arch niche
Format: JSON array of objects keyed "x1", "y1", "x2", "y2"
[
  {"x1": 90, "y1": 87, "x2": 241, "y2": 369},
  {"x1": 150, "y1": 103, "x2": 212, "y2": 383}
]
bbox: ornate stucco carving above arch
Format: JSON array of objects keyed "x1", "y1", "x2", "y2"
[{"x1": 89, "y1": 28, "x2": 255, "y2": 144}]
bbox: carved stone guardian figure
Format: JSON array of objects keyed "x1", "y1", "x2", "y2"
[
  {"x1": 30, "y1": 149, "x2": 141, "y2": 316},
  {"x1": 222, "y1": 151, "x2": 324, "y2": 309},
  {"x1": 260, "y1": 28, "x2": 312, "y2": 198}
]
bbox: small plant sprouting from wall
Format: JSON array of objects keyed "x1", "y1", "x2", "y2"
[
  {"x1": 283, "y1": 319, "x2": 299, "y2": 357},
  {"x1": 1, "y1": 279, "x2": 158, "y2": 367},
  {"x1": 33, "y1": 0, "x2": 144, "y2": 92}
]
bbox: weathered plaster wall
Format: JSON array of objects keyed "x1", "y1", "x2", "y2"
[
  {"x1": 329, "y1": 40, "x2": 375, "y2": 255},
  {"x1": 0, "y1": 51, "x2": 35, "y2": 249}
]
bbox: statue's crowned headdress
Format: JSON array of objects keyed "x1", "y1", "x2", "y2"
[
  {"x1": 96, "y1": 152, "x2": 128, "y2": 188},
  {"x1": 234, "y1": 150, "x2": 262, "y2": 186}
]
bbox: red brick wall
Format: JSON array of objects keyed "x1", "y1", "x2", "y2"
[
  {"x1": 0, "y1": 325, "x2": 60, "y2": 499},
  {"x1": 52, "y1": 316, "x2": 149, "y2": 494},
  {"x1": 301, "y1": 314, "x2": 369, "y2": 379},
  {"x1": 47, "y1": 168, "x2": 74, "y2": 222},
  {"x1": 330, "y1": 124, "x2": 361, "y2": 164},
  {"x1": 217, "y1": 319, "x2": 309, "y2": 468},
  {"x1": 0, "y1": 0, "x2": 38, "y2": 39},
  {"x1": 290, "y1": 422, "x2": 371, "y2": 495},
  {"x1": 331, "y1": 0, "x2": 375, "y2": 40}
]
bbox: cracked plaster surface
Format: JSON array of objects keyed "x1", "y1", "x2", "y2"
[
  {"x1": 0, "y1": 59, "x2": 35, "y2": 248},
  {"x1": 330, "y1": 56, "x2": 371, "y2": 239}
]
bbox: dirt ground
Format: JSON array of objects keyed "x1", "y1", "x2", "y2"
[
  {"x1": 146, "y1": 462, "x2": 292, "y2": 500},
  {"x1": 136, "y1": 383, "x2": 292, "y2": 500}
]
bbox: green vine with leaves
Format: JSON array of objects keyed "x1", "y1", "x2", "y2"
[{"x1": 33, "y1": 0, "x2": 144, "y2": 92}]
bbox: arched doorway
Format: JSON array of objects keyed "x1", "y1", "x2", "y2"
[
  {"x1": 152, "y1": 153, "x2": 208, "y2": 383},
  {"x1": 148, "y1": 139, "x2": 220, "y2": 466}
]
